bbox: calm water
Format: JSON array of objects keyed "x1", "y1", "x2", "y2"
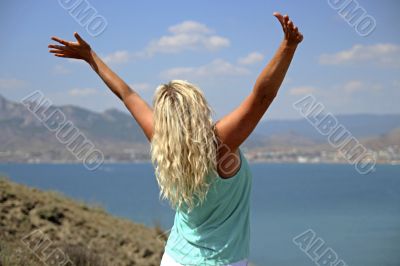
[{"x1": 0, "y1": 163, "x2": 399, "y2": 266}]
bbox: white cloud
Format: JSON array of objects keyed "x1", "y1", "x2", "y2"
[
  {"x1": 102, "y1": 50, "x2": 131, "y2": 64},
  {"x1": 288, "y1": 86, "x2": 317, "y2": 96},
  {"x1": 341, "y1": 80, "x2": 382, "y2": 94},
  {"x1": 85, "y1": 21, "x2": 229, "y2": 65},
  {"x1": 160, "y1": 59, "x2": 249, "y2": 80},
  {"x1": 168, "y1": 21, "x2": 212, "y2": 35},
  {"x1": 68, "y1": 88, "x2": 98, "y2": 96},
  {"x1": 319, "y1": 43, "x2": 400, "y2": 67},
  {"x1": 0, "y1": 78, "x2": 27, "y2": 89},
  {"x1": 288, "y1": 81, "x2": 382, "y2": 98},
  {"x1": 238, "y1": 52, "x2": 264, "y2": 65},
  {"x1": 145, "y1": 21, "x2": 230, "y2": 55},
  {"x1": 129, "y1": 83, "x2": 151, "y2": 92},
  {"x1": 342, "y1": 80, "x2": 363, "y2": 93},
  {"x1": 53, "y1": 64, "x2": 71, "y2": 75},
  {"x1": 393, "y1": 80, "x2": 400, "y2": 89},
  {"x1": 67, "y1": 58, "x2": 86, "y2": 64},
  {"x1": 204, "y1": 36, "x2": 230, "y2": 50}
]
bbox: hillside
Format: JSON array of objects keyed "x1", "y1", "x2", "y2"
[
  {"x1": 0, "y1": 94, "x2": 150, "y2": 163},
  {"x1": 0, "y1": 177, "x2": 166, "y2": 266}
]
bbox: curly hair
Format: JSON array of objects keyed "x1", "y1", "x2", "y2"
[{"x1": 150, "y1": 80, "x2": 219, "y2": 212}]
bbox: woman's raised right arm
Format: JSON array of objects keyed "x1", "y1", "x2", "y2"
[{"x1": 214, "y1": 12, "x2": 303, "y2": 153}]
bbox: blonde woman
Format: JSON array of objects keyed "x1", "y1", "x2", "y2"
[{"x1": 49, "y1": 12, "x2": 303, "y2": 266}]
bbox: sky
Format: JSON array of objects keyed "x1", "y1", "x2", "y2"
[{"x1": 0, "y1": 0, "x2": 399, "y2": 120}]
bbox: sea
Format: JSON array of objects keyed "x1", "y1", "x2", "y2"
[{"x1": 0, "y1": 162, "x2": 399, "y2": 266}]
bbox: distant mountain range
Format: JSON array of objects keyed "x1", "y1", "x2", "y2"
[
  {"x1": 254, "y1": 113, "x2": 400, "y2": 141},
  {"x1": 0, "y1": 94, "x2": 399, "y2": 162},
  {"x1": 247, "y1": 113, "x2": 400, "y2": 150}
]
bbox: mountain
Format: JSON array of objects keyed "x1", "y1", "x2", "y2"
[
  {"x1": 362, "y1": 127, "x2": 400, "y2": 150},
  {"x1": 0, "y1": 94, "x2": 150, "y2": 162},
  {"x1": 253, "y1": 113, "x2": 400, "y2": 143},
  {"x1": 0, "y1": 94, "x2": 148, "y2": 146},
  {"x1": 0, "y1": 94, "x2": 399, "y2": 162}
]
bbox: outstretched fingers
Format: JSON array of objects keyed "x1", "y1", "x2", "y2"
[
  {"x1": 53, "y1": 51, "x2": 80, "y2": 59},
  {"x1": 48, "y1": 49, "x2": 64, "y2": 54},
  {"x1": 51, "y1": 36, "x2": 72, "y2": 46},
  {"x1": 74, "y1": 32, "x2": 85, "y2": 44},
  {"x1": 48, "y1": 33, "x2": 91, "y2": 60},
  {"x1": 48, "y1": 44, "x2": 68, "y2": 51},
  {"x1": 54, "y1": 54, "x2": 80, "y2": 59},
  {"x1": 273, "y1": 12, "x2": 290, "y2": 37},
  {"x1": 287, "y1": 20, "x2": 294, "y2": 31},
  {"x1": 297, "y1": 32, "x2": 304, "y2": 42},
  {"x1": 48, "y1": 44, "x2": 79, "y2": 58},
  {"x1": 274, "y1": 12, "x2": 305, "y2": 44},
  {"x1": 273, "y1": 12, "x2": 285, "y2": 28},
  {"x1": 288, "y1": 21, "x2": 303, "y2": 42},
  {"x1": 48, "y1": 42, "x2": 72, "y2": 57}
]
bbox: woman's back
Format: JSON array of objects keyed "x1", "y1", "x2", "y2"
[
  {"x1": 164, "y1": 148, "x2": 252, "y2": 265},
  {"x1": 47, "y1": 11, "x2": 302, "y2": 266}
]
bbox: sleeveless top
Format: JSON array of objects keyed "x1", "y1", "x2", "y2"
[{"x1": 164, "y1": 148, "x2": 253, "y2": 265}]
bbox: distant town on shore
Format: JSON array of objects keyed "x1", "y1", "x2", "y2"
[{"x1": 1, "y1": 94, "x2": 399, "y2": 165}]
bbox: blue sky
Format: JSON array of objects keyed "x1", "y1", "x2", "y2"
[{"x1": 0, "y1": 0, "x2": 399, "y2": 120}]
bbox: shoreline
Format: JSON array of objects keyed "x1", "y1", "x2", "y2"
[{"x1": 0, "y1": 160, "x2": 399, "y2": 165}]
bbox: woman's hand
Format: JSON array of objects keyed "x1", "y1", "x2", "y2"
[
  {"x1": 48, "y1": 32, "x2": 93, "y2": 62},
  {"x1": 273, "y1": 12, "x2": 303, "y2": 47},
  {"x1": 48, "y1": 32, "x2": 154, "y2": 141}
]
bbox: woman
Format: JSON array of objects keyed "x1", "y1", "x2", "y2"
[{"x1": 48, "y1": 12, "x2": 303, "y2": 266}]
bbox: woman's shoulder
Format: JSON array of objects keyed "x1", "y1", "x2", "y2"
[{"x1": 217, "y1": 148, "x2": 248, "y2": 180}]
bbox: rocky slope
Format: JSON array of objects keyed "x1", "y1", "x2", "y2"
[{"x1": 0, "y1": 177, "x2": 166, "y2": 266}]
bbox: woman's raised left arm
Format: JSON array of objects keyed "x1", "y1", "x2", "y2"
[{"x1": 48, "y1": 32, "x2": 153, "y2": 141}]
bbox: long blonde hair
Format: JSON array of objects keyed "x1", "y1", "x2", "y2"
[{"x1": 150, "y1": 80, "x2": 218, "y2": 211}]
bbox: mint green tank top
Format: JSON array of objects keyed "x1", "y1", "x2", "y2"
[{"x1": 164, "y1": 148, "x2": 252, "y2": 265}]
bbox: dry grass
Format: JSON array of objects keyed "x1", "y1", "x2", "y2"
[{"x1": 0, "y1": 177, "x2": 164, "y2": 266}]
